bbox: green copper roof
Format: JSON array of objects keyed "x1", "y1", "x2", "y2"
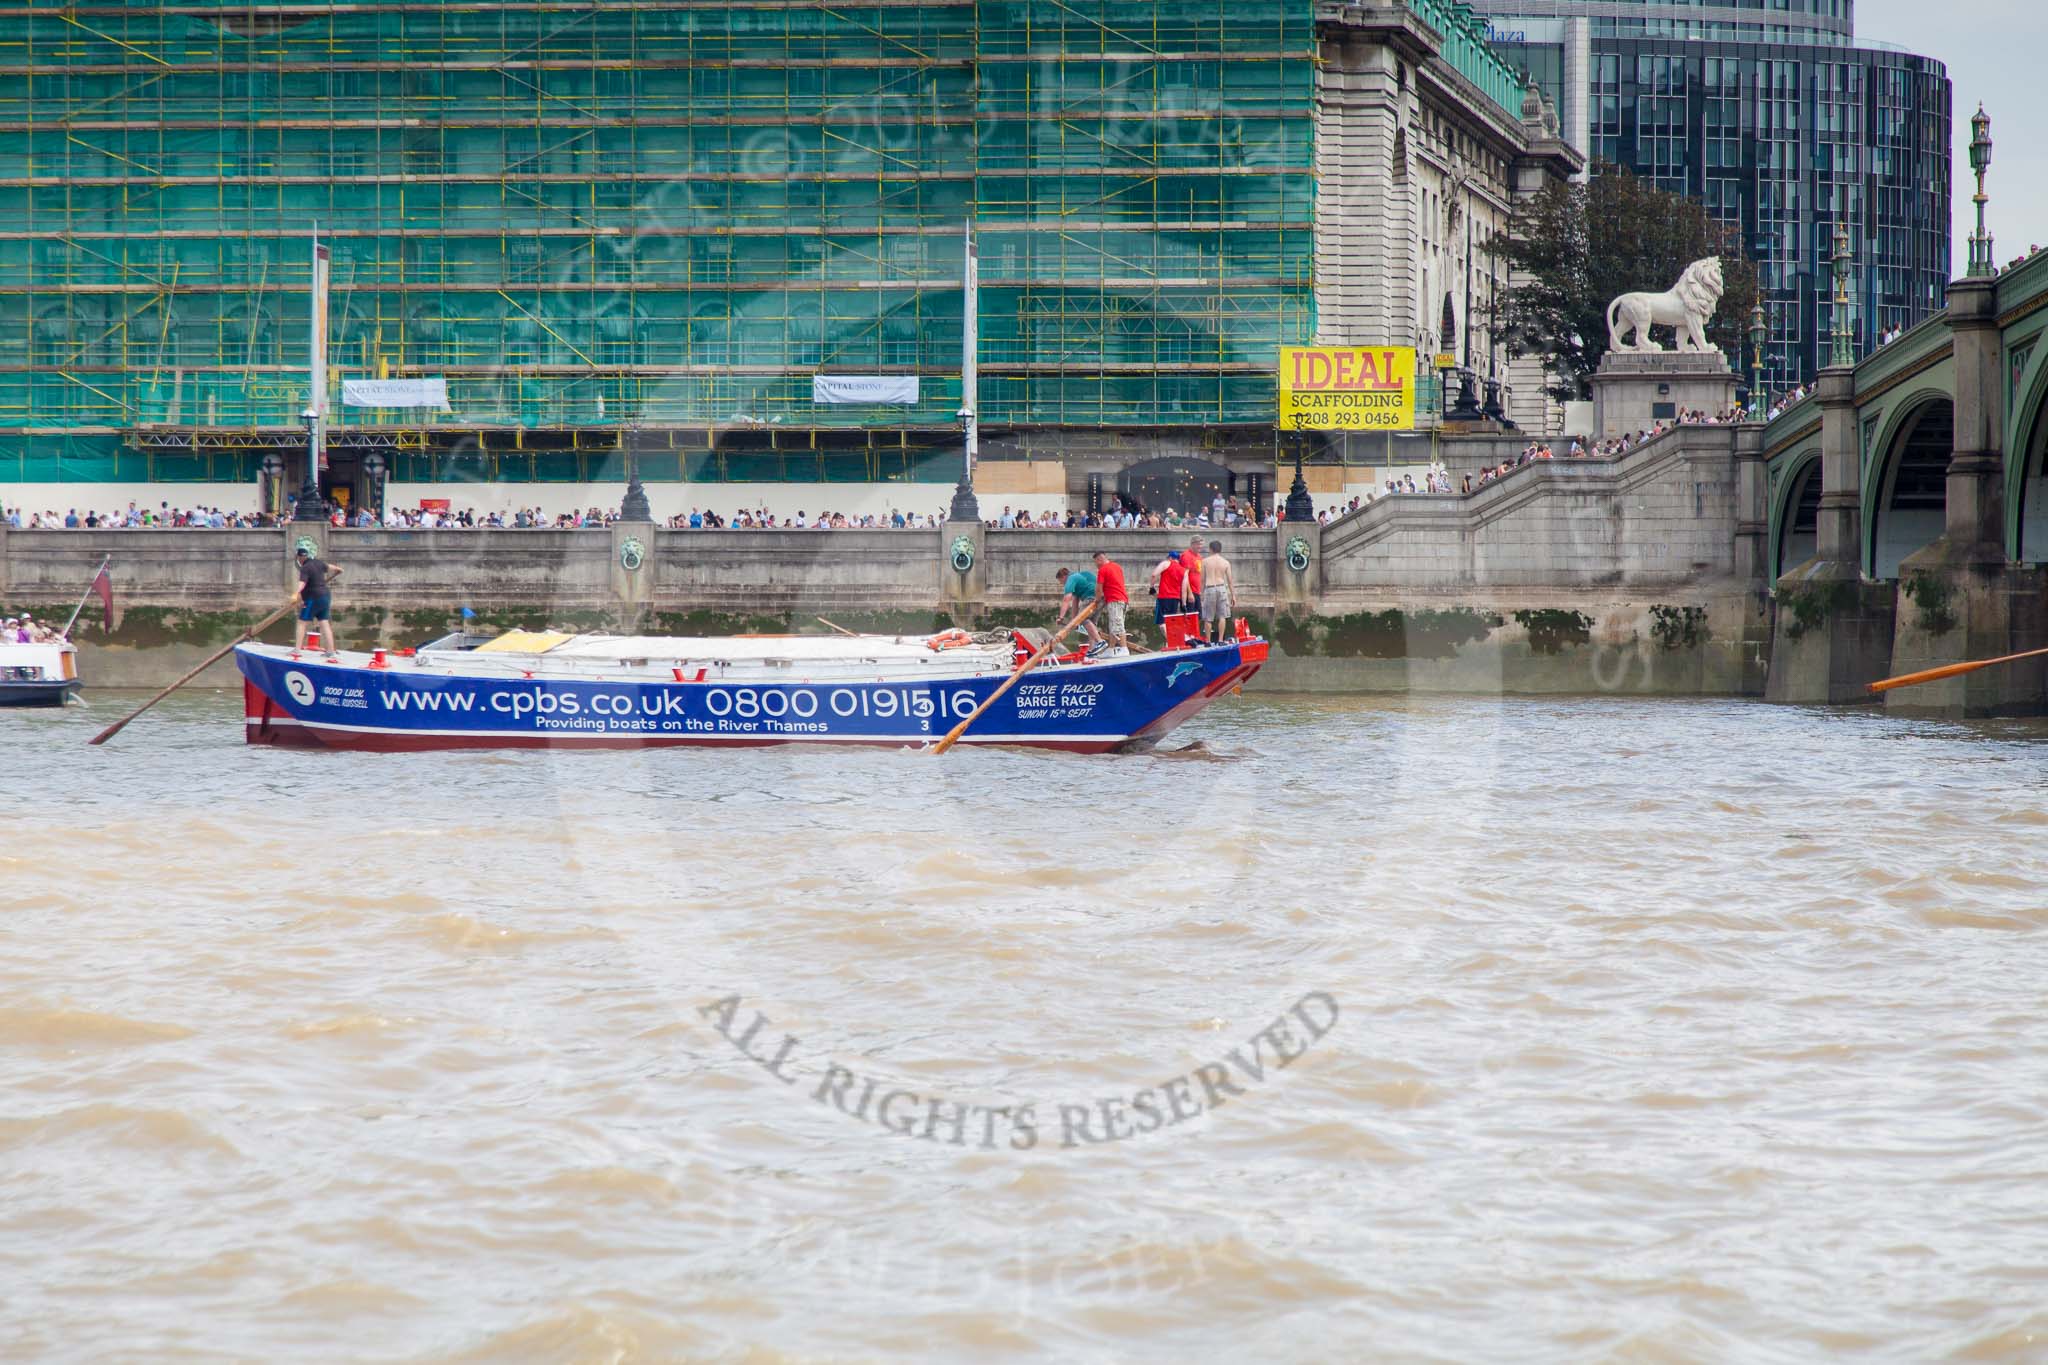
[{"x1": 1404, "y1": 0, "x2": 1525, "y2": 119}]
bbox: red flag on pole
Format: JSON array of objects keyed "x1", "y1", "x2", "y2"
[{"x1": 93, "y1": 563, "x2": 119, "y2": 634}]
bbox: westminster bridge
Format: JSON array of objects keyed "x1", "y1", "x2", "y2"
[{"x1": 1763, "y1": 252, "x2": 2048, "y2": 714}]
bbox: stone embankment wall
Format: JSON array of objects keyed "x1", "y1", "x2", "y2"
[{"x1": 0, "y1": 426, "x2": 1769, "y2": 693}]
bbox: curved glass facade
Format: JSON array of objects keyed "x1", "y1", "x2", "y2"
[
  {"x1": 1481, "y1": 3, "x2": 1951, "y2": 390},
  {"x1": 1488, "y1": 0, "x2": 1851, "y2": 45}
]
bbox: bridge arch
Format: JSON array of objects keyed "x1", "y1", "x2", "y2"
[
  {"x1": 1864, "y1": 392, "x2": 1954, "y2": 579},
  {"x1": 2010, "y1": 357, "x2": 2048, "y2": 563},
  {"x1": 1771, "y1": 449, "x2": 1822, "y2": 581}
]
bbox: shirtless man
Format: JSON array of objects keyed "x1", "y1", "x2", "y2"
[{"x1": 1198, "y1": 539, "x2": 1235, "y2": 644}]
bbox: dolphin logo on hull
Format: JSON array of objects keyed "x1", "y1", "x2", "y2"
[{"x1": 1166, "y1": 661, "x2": 1206, "y2": 689}]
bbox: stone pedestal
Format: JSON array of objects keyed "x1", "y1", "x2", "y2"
[
  {"x1": 1274, "y1": 520, "x2": 1321, "y2": 616},
  {"x1": 608, "y1": 522, "x2": 653, "y2": 630},
  {"x1": 1589, "y1": 351, "x2": 1738, "y2": 442},
  {"x1": 940, "y1": 520, "x2": 986, "y2": 624},
  {"x1": 1764, "y1": 560, "x2": 1897, "y2": 705}
]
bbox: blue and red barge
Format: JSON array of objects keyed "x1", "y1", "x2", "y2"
[{"x1": 236, "y1": 622, "x2": 1267, "y2": 753}]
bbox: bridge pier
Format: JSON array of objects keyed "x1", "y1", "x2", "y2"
[
  {"x1": 1767, "y1": 367, "x2": 1896, "y2": 704},
  {"x1": 1885, "y1": 278, "x2": 2048, "y2": 715}
]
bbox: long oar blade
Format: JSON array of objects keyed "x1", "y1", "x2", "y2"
[
  {"x1": 88, "y1": 598, "x2": 299, "y2": 745},
  {"x1": 1867, "y1": 644, "x2": 2048, "y2": 695},
  {"x1": 931, "y1": 600, "x2": 1098, "y2": 756}
]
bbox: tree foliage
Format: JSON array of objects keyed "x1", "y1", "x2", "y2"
[{"x1": 1489, "y1": 164, "x2": 1761, "y2": 401}]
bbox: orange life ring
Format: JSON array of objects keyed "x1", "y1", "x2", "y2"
[{"x1": 927, "y1": 629, "x2": 974, "y2": 652}]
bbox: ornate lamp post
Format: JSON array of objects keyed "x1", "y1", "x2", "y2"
[
  {"x1": 950, "y1": 219, "x2": 982, "y2": 523},
  {"x1": 260, "y1": 452, "x2": 284, "y2": 520},
  {"x1": 618, "y1": 429, "x2": 652, "y2": 522},
  {"x1": 1968, "y1": 105, "x2": 1995, "y2": 278},
  {"x1": 1283, "y1": 435, "x2": 1315, "y2": 523},
  {"x1": 292, "y1": 408, "x2": 327, "y2": 522},
  {"x1": 1828, "y1": 223, "x2": 1855, "y2": 370},
  {"x1": 363, "y1": 451, "x2": 387, "y2": 521},
  {"x1": 1748, "y1": 304, "x2": 1768, "y2": 419}
]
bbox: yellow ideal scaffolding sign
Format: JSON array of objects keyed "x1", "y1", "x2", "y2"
[{"x1": 1277, "y1": 346, "x2": 1418, "y2": 431}]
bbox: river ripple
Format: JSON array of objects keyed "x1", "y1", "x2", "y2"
[{"x1": 3, "y1": 691, "x2": 2047, "y2": 1362}]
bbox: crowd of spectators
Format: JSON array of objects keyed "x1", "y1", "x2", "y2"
[
  {"x1": 0, "y1": 499, "x2": 947, "y2": 530},
  {"x1": 987, "y1": 494, "x2": 1278, "y2": 531},
  {"x1": 1325, "y1": 461, "x2": 1454, "y2": 517},
  {"x1": 1682, "y1": 406, "x2": 1751, "y2": 426},
  {"x1": 3, "y1": 502, "x2": 268, "y2": 529},
  {"x1": 12, "y1": 422, "x2": 1766, "y2": 532},
  {"x1": 2, "y1": 612, "x2": 64, "y2": 642},
  {"x1": 1766, "y1": 385, "x2": 1812, "y2": 421},
  {"x1": 667, "y1": 508, "x2": 949, "y2": 529},
  {"x1": 5, "y1": 497, "x2": 1299, "y2": 532},
  {"x1": 354, "y1": 504, "x2": 626, "y2": 529}
]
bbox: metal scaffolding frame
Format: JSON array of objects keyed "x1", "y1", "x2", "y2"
[{"x1": 0, "y1": 1, "x2": 1315, "y2": 484}]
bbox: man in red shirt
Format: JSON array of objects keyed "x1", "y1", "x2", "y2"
[
  {"x1": 1179, "y1": 536, "x2": 1205, "y2": 609},
  {"x1": 1090, "y1": 550, "x2": 1130, "y2": 655},
  {"x1": 1154, "y1": 550, "x2": 1188, "y2": 632}
]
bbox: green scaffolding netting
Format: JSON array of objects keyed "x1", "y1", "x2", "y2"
[{"x1": 0, "y1": 2, "x2": 1316, "y2": 439}]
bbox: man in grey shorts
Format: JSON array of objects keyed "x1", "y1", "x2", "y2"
[
  {"x1": 1090, "y1": 549, "x2": 1129, "y2": 656},
  {"x1": 1198, "y1": 539, "x2": 1235, "y2": 643}
]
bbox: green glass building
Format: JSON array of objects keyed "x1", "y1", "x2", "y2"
[{"x1": 0, "y1": 1, "x2": 1317, "y2": 493}]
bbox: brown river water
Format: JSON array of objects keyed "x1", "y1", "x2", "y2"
[{"x1": 4, "y1": 689, "x2": 2048, "y2": 1362}]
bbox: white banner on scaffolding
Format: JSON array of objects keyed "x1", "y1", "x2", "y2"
[
  {"x1": 812, "y1": 374, "x2": 918, "y2": 405},
  {"x1": 341, "y1": 377, "x2": 451, "y2": 409}
]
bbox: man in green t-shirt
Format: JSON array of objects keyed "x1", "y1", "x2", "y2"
[{"x1": 1056, "y1": 566, "x2": 1107, "y2": 655}]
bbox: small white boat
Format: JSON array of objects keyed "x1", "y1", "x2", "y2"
[{"x1": 0, "y1": 640, "x2": 81, "y2": 707}]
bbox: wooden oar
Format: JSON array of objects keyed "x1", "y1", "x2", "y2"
[
  {"x1": 1868, "y1": 644, "x2": 2048, "y2": 695},
  {"x1": 815, "y1": 616, "x2": 858, "y2": 637},
  {"x1": 88, "y1": 598, "x2": 299, "y2": 746},
  {"x1": 931, "y1": 600, "x2": 1098, "y2": 756}
]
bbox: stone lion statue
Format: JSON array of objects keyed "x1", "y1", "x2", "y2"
[{"x1": 1606, "y1": 257, "x2": 1724, "y2": 354}]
